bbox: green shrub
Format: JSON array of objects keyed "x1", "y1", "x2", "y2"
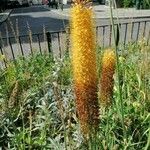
[
  {"x1": 123, "y1": 0, "x2": 134, "y2": 7},
  {"x1": 143, "y1": 0, "x2": 150, "y2": 9},
  {"x1": 0, "y1": 42, "x2": 150, "y2": 149}
]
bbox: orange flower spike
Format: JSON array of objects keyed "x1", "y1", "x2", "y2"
[
  {"x1": 99, "y1": 49, "x2": 116, "y2": 107},
  {"x1": 70, "y1": 0, "x2": 99, "y2": 137}
]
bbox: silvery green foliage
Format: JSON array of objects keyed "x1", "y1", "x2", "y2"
[{"x1": 0, "y1": 55, "x2": 83, "y2": 149}]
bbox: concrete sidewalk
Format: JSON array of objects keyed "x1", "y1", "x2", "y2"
[
  {"x1": 0, "y1": 9, "x2": 12, "y2": 25},
  {"x1": 51, "y1": 4, "x2": 150, "y2": 19}
]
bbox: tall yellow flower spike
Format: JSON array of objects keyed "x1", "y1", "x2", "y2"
[
  {"x1": 99, "y1": 49, "x2": 116, "y2": 107},
  {"x1": 70, "y1": 0, "x2": 99, "y2": 137}
]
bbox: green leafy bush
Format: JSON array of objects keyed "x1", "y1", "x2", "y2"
[
  {"x1": 143, "y1": 0, "x2": 150, "y2": 9},
  {"x1": 0, "y1": 42, "x2": 150, "y2": 149},
  {"x1": 123, "y1": 0, "x2": 134, "y2": 8}
]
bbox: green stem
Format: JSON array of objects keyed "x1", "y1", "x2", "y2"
[
  {"x1": 144, "y1": 124, "x2": 150, "y2": 150},
  {"x1": 22, "y1": 112, "x2": 25, "y2": 150},
  {"x1": 109, "y1": 0, "x2": 127, "y2": 140}
]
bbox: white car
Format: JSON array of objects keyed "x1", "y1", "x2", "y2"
[
  {"x1": 32, "y1": 0, "x2": 42, "y2": 5},
  {"x1": 18, "y1": 0, "x2": 30, "y2": 6}
]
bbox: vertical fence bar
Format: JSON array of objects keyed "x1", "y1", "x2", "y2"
[
  {"x1": 28, "y1": 35, "x2": 33, "y2": 55},
  {"x1": 109, "y1": 25, "x2": 112, "y2": 46},
  {"x1": 142, "y1": 21, "x2": 147, "y2": 38},
  {"x1": 147, "y1": 30, "x2": 150, "y2": 45},
  {"x1": 46, "y1": 32, "x2": 52, "y2": 53},
  {"x1": 37, "y1": 34, "x2": 42, "y2": 54},
  {"x1": 96, "y1": 26, "x2": 98, "y2": 44},
  {"x1": 116, "y1": 24, "x2": 120, "y2": 47},
  {"x1": 124, "y1": 23, "x2": 128, "y2": 45},
  {"x1": 9, "y1": 37, "x2": 15, "y2": 60},
  {"x1": 0, "y1": 46, "x2": 7, "y2": 68},
  {"x1": 131, "y1": 22, "x2": 134, "y2": 41},
  {"x1": 18, "y1": 37, "x2": 24, "y2": 57},
  {"x1": 57, "y1": 32, "x2": 61, "y2": 58},
  {"x1": 102, "y1": 26, "x2": 105, "y2": 48},
  {"x1": 136, "y1": 22, "x2": 140, "y2": 42},
  {"x1": 65, "y1": 27, "x2": 70, "y2": 53}
]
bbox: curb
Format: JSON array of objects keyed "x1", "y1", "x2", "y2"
[
  {"x1": 95, "y1": 16, "x2": 150, "y2": 20},
  {"x1": 50, "y1": 9, "x2": 69, "y2": 18},
  {"x1": 51, "y1": 9, "x2": 150, "y2": 20}
]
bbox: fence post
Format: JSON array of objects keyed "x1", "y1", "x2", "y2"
[
  {"x1": 46, "y1": 32, "x2": 52, "y2": 53},
  {"x1": 65, "y1": 27, "x2": 70, "y2": 54},
  {"x1": 136, "y1": 22, "x2": 140, "y2": 42},
  {"x1": 0, "y1": 46, "x2": 7, "y2": 68}
]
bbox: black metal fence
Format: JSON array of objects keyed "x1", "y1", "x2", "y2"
[
  {"x1": 0, "y1": 20, "x2": 150, "y2": 68},
  {"x1": 96, "y1": 20, "x2": 150, "y2": 47}
]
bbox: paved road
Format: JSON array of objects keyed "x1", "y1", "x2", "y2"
[
  {"x1": 0, "y1": 5, "x2": 150, "y2": 37},
  {"x1": 0, "y1": 5, "x2": 68, "y2": 37}
]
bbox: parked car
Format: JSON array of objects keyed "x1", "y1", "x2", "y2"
[
  {"x1": 7, "y1": 0, "x2": 30, "y2": 8},
  {"x1": 32, "y1": 0, "x2": 42, "y2": 5},
  {"x1": 43, "y1": 0, "x2": 58, "y2": 9},
  {"x1": 18, "y1": 0, "x2": 30, "y2": 6},
  {"x1": 42, "y1": 0, "x2": 49, "y2": 5},
  {"x1": 7, "y1": 0, "x2": 19, "y2": 8}
]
